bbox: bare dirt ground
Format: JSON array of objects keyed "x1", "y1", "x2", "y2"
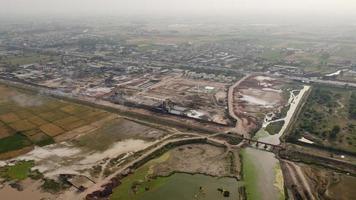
[
  {"x1": 153, "y1": 144, "x2": 241, "y2": 178},
  {"x1": 232, "y1": 75, "x2": 290, "y2": 135},
  {"x1": 0, "y1": 179, "x2": 56, "y2": 200},
  {"x1": 282, "y1": 161, "x2": 356, "y2": 200},
  {"x1": 122, "y1": 74, "x2": 232, "y2": 125}
]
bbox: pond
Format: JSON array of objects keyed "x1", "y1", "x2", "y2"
[{"x1": 111, "y1": 173, "x2": 240, "y2": 200}]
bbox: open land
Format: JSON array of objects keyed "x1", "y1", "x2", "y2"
[
  {"x1": 231, "y1": 75, "x2": 296, "y2": 135},
  {"x1": 282, "y1": 161, "x2": 356, "y2": 200},
  {"x1": 0, "y1": 83, "x2": 173, "y2": 199}
]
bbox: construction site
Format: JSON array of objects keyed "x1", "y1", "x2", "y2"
[{"x1": 109, "y1": 71, "x2": 233, "y2": 126}]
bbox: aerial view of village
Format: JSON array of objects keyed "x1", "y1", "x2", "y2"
[{"x1": 0, "y1": 0, "x2": 356, "y2": 200}]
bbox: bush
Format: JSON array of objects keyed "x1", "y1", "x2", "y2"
[
  {"x1": 329, "y1": 125, "x2": 340, "y2": 139},
  {"x1": 42, "y1": 178, "x2": 68, "y2": 193}
]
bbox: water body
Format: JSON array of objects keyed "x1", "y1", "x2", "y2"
[
  {"x1": 242, "y1": 147, "x2": 283, "y2": 200},
  {"x1": 242, "y1": 127, "x2": 285, "y2": 200},
  {"x1": 240, "y1": 87, "x2": 312, "y2": 200},
  {"x1": 112, "y1": 173, "x2": 240, "y2": 200}
]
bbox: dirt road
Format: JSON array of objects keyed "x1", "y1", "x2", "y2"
[
  {"x1": 227, "y1": 74, "x2": 251, "y2": 136},
  {"x1": 283, "y1": 160, "x2": 315, "y2": 200}
]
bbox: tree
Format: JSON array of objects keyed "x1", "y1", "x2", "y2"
[{"x1": 330, "y1": 125, "x2": 340, "y2": 139}]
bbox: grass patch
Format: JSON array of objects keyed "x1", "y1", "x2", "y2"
[
  {"x1": 0, "y1": 133, "x2": 32, "y2": 154},
  {"x1": 111, "y1": 153, "x2": 170, "y2": 199},
  {"x1": 274, "y1": 164, "x2": 285, "y2": 200},
  {"x1": 0, "y1": 160, "x2": 34, "y2": 181},
  {"x1": 265, "y1": 121, "x2": 285, "y2": 135}
]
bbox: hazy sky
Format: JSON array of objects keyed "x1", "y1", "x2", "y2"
[{"x1": 1, "y1": 0, "x2": 356, "y2": 17}]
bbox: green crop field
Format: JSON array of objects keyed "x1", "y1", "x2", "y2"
[{"x1": 0, "y1": 84, "x2": 111, "y2": 156}]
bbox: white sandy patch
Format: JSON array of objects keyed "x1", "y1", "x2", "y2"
[
  {"x1": 298, "y1": 137, "x2": 314, "y2": 144},
  {"x1": 254, "y1": 76, "x2": 275, "y2": 82},
  {"x1": 326, "y1": 70, "x2": 342, "y2": 77},
  {"x1": 262, "y1": 88, "x2": 282, "y2": 93},
  {"x1": 80, "y1": 139, "x2": 152, "y2": 165},
  {"x1": 241, "y1": 94, "x2": 277, "y2": 107},
  {"x1": 5, "y1": 139, "x2": 153, "y2": 178},
  {"x1": 186, "y1": 110, "x2": 205, "y2": 119}
]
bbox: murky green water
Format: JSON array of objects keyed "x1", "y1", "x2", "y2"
[
  {"x1": 111, "y1": 173, "x2": 239, "y2": 200},
  {"x1": 242, "y1": 148, "x2": 283, "y2": 200},
  {"x1": 241, "y1": 128, "x2": 284, "y2": 200}
]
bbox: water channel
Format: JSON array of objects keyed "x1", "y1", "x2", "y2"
[{"x1": 242, "y1": 85, "x2": 310, "y2": 200}]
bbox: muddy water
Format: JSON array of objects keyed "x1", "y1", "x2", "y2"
[
  {"x1": 242, "y1": 147, "x2": 284, "y2": 200},
  {"x1": 242, "y1": 128, "x2": 285, "y2": 200}
]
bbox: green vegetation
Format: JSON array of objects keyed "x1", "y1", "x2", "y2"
[
  {"x1": 112, "y1": 165, "x2": 156, "y2": 199},
  {"x1": 112, "y1": 153, "x2": 170, "y2": 199},
  {"x1": 111, "y1": 151, "x2": 239, "y2": 200},
  {"x1": 274, "y1": 164, "x2": 285, "y2": 200},
  {"x1": 265, "y1": 121, "x2": 285, "y2": 135},
  {"x1": 0, "y1": 160, "x2": 34, "y2": 181},
  {"x1": 226, "y1": 151, "x2": 237, "y2": 175},
  {"x1": 41, "y1": 178, "x2": 70, "y2": 193},
  {"x1": 28, "y1": 169, "x2": 44, "y2": 180},
  {"x1": 349, "y1": 92, "x2": 356, "y2": 119},
  {"x1": 289, "y1": 86, "x2": 356, "y2": 153},
  {"x1": 112, "y1": 172, "x2": 239, "y2": 200},
  {"x1": 0, "y1": 133, "x2": 32, "y2": 154}
]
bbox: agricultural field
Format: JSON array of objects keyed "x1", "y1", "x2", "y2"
[
  {"x1": 0, "y1": 83, "x2": 172, "y2": 198},
  {"x1": 0, "y1": 83, "x2": 113, "y2": 157},
  {"x1": 288, "y1": 85, "x2": 356, "y2": 153}
]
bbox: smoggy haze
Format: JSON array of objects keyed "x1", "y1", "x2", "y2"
[{"x1": 1, "y1": 0, "x2": 356, "y2": 17}]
